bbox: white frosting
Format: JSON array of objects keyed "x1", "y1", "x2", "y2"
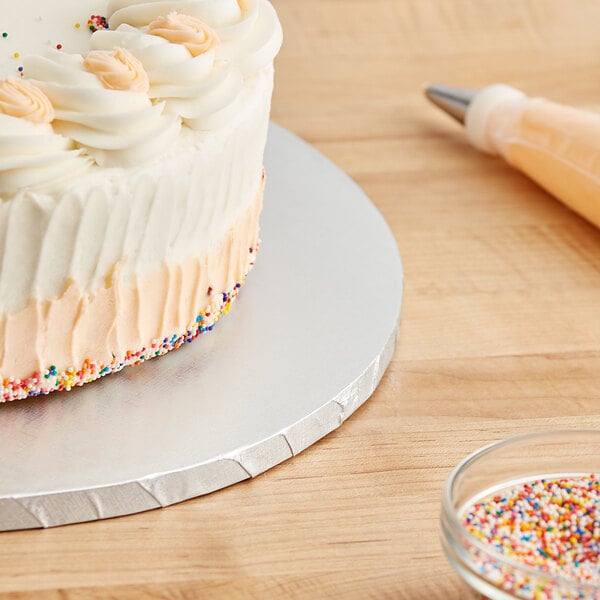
[
  {"x1": 0, "y1": 66, "x2": 273, "y2": 313},
  {"x1": 106, "y1": 0, "x2": 283, "y2": 76},
  {"x1": 24, "y1": 50, "x2": 182, "y2": 166},
  {"x1": 0, "y1": 0, "x2": 282, "y2": 78},
  {"x1": 0, "y1": 0, "x2": 281, "y2": 183},
  {"x1": 0, "y1": 0, "x2": 281, "y2": 314},
  {"x1": 217, "y1": 0, "x2": 283, "y2": 76},
  {"x1": 0, "y1": 114, "x2": 92, "y2": 195},
  {"x1": 90, "y1": 26, "x2": 244, "y2": 130},
  {"x1": 108, "y1": 0, "x2": 244, "y2": 28}
]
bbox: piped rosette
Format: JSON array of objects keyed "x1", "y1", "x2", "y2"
[
  {"x1": 91, "y1": 15, "x2": 243, "y2": 130},
  {"x1": 102, "y1": 0, "x2": 283, "y2": 79},
  {"x1": 23, "y1": 49, "x2": 181, "y2": 167},
  {"x1": 0, "y1": 78, "x2": 91, "y2": 196}
]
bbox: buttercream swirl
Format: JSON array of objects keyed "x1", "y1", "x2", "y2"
[
  {"x1": 107, "y1": 0, "x2": 283, "y2": 76},
  {"x1": 0, "y1": 78, "x2": 55, "y2": 124},
  {"x1": 23, "y1": 50, "x2": 181, "y2": 167},
  {"x1": 91, "y1": 24, "x2": 243, "y2": 130},
  {"x1": 148, "y1": 13, "x2": 220, "y2": 57},
  {"x1": 84, "y1": 47, "x2": 150, "y2": 93},
  {"x1": 108, "y1": 0, "x2": 245, "y2": 29},
  {"x1": 2, "y1": 0, "x2": 281, "y2": 193},
  {"x1": 0, "y1": 113, "x2": 91, "y2": 196}
]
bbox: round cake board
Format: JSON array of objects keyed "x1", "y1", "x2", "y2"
[{"x1": 0, "y1": 124, "x2": 403, "y2": 531}]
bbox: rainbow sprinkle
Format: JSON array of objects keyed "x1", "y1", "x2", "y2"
[
  {"x1": 0, "y1": 280, "x2": 245, "y2": 403},
  {"x1": 463, "y1": 476, "x2": 600, "y2": 598},
  {"x1": 87, "y1": 15, "x2": 109, "y2": 33}
]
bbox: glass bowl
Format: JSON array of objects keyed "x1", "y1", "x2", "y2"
[{"x1": 441, "y1": 430, "x2": 600, "y2": 599}]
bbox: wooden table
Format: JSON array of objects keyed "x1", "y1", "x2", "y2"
[{"x1": 3, "y1": 1, "x2": 600, "y2": 598}]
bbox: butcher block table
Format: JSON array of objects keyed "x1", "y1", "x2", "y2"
[{"x1": 3, "y1": 1, "x2": 600, "y2": 598}]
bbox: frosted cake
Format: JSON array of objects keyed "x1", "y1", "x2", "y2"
[{"x1": 0, "y1": 0, "x2": 282, "y2": 401}]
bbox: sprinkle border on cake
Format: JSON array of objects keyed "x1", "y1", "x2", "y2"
[{"x1": 1, "y1": 267, "x2": 255, "y2": 403}]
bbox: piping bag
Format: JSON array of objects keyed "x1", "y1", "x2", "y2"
[{"x1": 426, "y1": 84, "x2": 600, "y2": 229}]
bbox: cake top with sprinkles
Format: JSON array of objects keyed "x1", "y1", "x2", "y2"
[{"x1": 0, "y1": 0, "x2": 105, "y2": 78}]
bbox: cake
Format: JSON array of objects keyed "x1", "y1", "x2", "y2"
[{"x1": 0, "y1": 0, "x2": 282, "y2": 401}]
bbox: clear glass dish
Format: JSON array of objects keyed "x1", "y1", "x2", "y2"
[{"x1": 441, "y1": 430, "x2": 600, "y2": 599}]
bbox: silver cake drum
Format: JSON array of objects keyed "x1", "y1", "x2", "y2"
[{"x1": 0, "y1": 124, "x2": 403, "y2": 531}]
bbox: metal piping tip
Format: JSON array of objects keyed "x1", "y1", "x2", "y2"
[{"x1": 425, "y1": 84, "x2": 477, "y2": 125}]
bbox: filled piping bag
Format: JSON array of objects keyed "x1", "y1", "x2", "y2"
[{"x1": 426, "y1": 84, "x2": 600, "y2": 229}]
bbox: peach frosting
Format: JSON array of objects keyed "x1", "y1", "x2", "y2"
[
  {"x1": 147, "y1": 12, "x2": 220, "y2": 57},
  {"x1": 0, "y1": 179, "x2": 263, "y2": 380},
  {"x1": 0, "y1": 78, "x2": 54, "y2": 123},
  {"x1": 83, "y1": 47, "x2": 150, "y2": 93},
  {"x1": 502, "y1": 99, "x2": 600, "y2": 230},
  {"x1": 466, "y1": 84, "x2": 600, "y2": 231}
]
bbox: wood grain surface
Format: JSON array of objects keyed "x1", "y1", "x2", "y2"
[{"x1": 3, "y1": 1, "x2": 600, "y2": 598}]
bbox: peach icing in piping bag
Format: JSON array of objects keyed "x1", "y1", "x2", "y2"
[{"x1": 426, "y1": 83, "x2": 600, "y2": 229}]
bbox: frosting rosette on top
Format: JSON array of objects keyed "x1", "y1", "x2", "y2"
[
  {"x1": 148, "y1": 13, "x2": 220, "y2": 56},
  {"x1": 0, "y1": 77, "x2": 91, "y2": 196},
  {"x1": 106, "y1": 0, "x2": 283, "y2": 76},
  {"x1": 0, "y1": 0, "x2": 281, "y2": 193},
  {"x1": 22, "y1": 49, "x2": 181, "y2": 167},
  {"x1": 0, "y1": 78, "x2": 54, "y2": 124},
  {"x1": 84, "y1": 47, "x2": 150, "y2": 93},
  {"x1": 91, "y1": 21, "x2": 244, "y2": 130}
]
